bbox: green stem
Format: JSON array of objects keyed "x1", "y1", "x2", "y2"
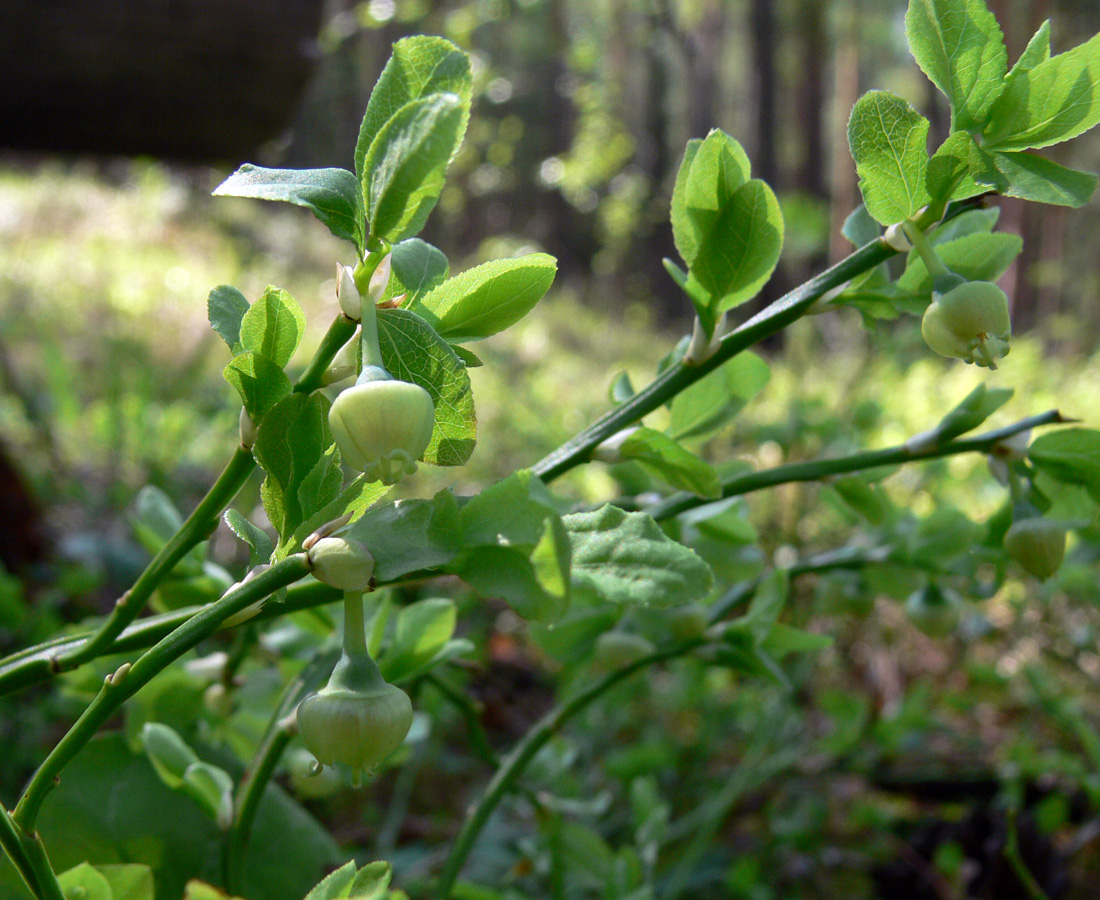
[
  {"x1": 0, "y1": 806, "x2": 46, "y2": 900},
  {"x1": 54, "y1": 445, "x2": 256, "y2": 670},
  {"x1": 425, "y1": 673, "x2": 498, "y2": 765},
  {"x1": 294, "y1": 314, "x2": 359, "y2": 395},
  {"x1": 645, "y1": 410, "x2": 1064, "y2": 522},
  {"x1": 435, "y1": 639, "x2": 705, "y2": 898},
  {"x1": 12, "y1": 555, "x2": 311, "y2": 833},
  {"x1": 1005, "y1": 809, "x2": 1051, "y2": 900},
  {"x1": 223, "y1": 648, "x2": 338, "y2": 893},
  {"x1": 343, "y1": 591, "x2": 367, "y2": 657},
  {"x1": 531, "y1": 200, "x2": 980, "y2": 484},
  {"x1": 902, "y1": 220, "x2": 951, "y2": 281},
  {"x1": 359, "y1": 283, "x2": 386, "y2": 373}
]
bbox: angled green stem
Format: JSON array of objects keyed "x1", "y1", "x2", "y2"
[
  {"x1": 0, "y1": 806, "x2": 57, "y2": 900},
  {"x1": 294, "y1": 314, "x2": 359, "y2": 395},
  {"x1": 645, "y1": 410, "x2": 1064, "y2": 522},
  {"x1": 12, "y1": 555, "x2": 311, "y2": 834},
  {"x1": 224, "y1": 648, "x2": 338, "y2": 893},
  {"x1": 435, "y1": 639, "x2": 705, "y2": 898},
  {"x1": 54, "y1": 445, "x2": 256, "y2": 671},
  {"x1": 531, "y1": 200, "x2": 979, "y2": 484}
]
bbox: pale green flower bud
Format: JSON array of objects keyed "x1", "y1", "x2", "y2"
[{"x1": 307, "y1": 537, "x2": 376, "y2": 592}]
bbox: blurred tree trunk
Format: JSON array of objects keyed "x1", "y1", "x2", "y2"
[
  {"x1": 829, "y1": 0, "x2": 861, "y2": 263},
  {"x1": 751, "y1": 0, "x2": 779, "y2": 188}
]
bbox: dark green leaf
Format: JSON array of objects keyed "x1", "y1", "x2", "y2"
[
  {"x1": 459, "y1": 470, "x2": 559, "y2": 547},
  {"x1": 380, "y1": 598, "x2": 457, "y2": 682},
  {"x1": 905, "y1": 0, "x2": 1008, "y2": 131},
  {"x1": 208, "y1": 285, "x2": 249, "y2": 351},
  {"x1": 897, "y1": 232, "x2": 1022, "y2": 293},
  {"x1": 409, "y1": 254, "x2": 557, "y2": 342},
  {"x1": 213, "y1": 166, "x2": 364, "y2": 251},
  {"x1": 377, "y1": 308, "x2": 476, "y2": 467},
  {"x1": 354, "y1": 36, "x2": 472, "y2": 188},
  {"x1": 848, "y1": 91, "x2": 931, "y2": 225},
  {"x1": 365, "y1": 93, "x2": 466, "y2": 243},
  {"x1": 239, "y1": 286, "x2": 306, "y2": 369},
  {"x1": 563, "y1": 506, "x2": 713, "y2": 607},
  {"x1": 346, "y1": 490, "x2": 463, "y2": 582}
]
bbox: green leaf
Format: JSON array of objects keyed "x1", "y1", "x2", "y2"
[
  {"x1": 762, "y1": 623, "x2": 833, "y2": 659},
  {"x1": 1029, "y1": 428, "x2": 1100, "y2": 502},
  {"x1": 287, "y1": 476, "x2": 392, "y2": 557},
  {"x1": 380, "y1": 598, "x2": 458, "y2": 682},
  {"x1": 831, "y1": 476, "x2": 893, "y2": 526},
  {"x1": 346, "y1": 491, "x2": 463, "y2": 582},
  {"x1": 983, "y1": 32, "x2": 1100, "y2": 151},
  {"x1": 213, "y1": 166, "x2": 365, "y2": 251},
  {"x1": 390, "y1": 238, "x2": 449, "y2": 304},
  {"x1": 931, "y1": 383, "x2": 1014, "y2": 442},
  {"x1": 669, "y1": 138, "x2": 705, "y2": 265},
  {"x1": 181, "y1": 761, "x2": 234, "y2": 829},
  {"x1": 453, "y1": 515, "x2": 571, "y2": 621},
  {"x1": 346, "y1": 861, "x2": 394, "y2": 900},
  {"x1": 409, "y1": 253, "x2": 558, "y2": 342},
  {"x1": 905, "y1": 0, "x2": 1008, "y2": 132},
  {"x1": 239, "y1": 286, "x2": 306, "y2": 369},
  {"x1": 224, "y1": 508, "x2": 276, "y2": 566},
  {"x1": 927, "y1": 132, "x2": 987, "y2": 202},
  {"x1": 141, "y1": 721, "x2": 197, "y2": 788},
  {"x1": 365, "y1": 93, "x2": 466, "y2": 243},
  {"x1": 672, "y1": 130, "x2": 783, "y2": 312},
  {"x1": 848, "y1": 91, "x2": 931, "y2": 225},
  {"x1": 253, "y1": 393, "x2": 336, "y2": 546},
  {"x1": 223, "y1": 351, "x2": 292, "y2": 423},
  {"x1": 980, "y1": 150, "x2": 1098, "y2": 207},
  {"x1": 459, "y1": 470, "x2": 560, "y2": 547},
  {"x1": 1008, "y1": 20, "x2": 1052, "y2": 82},
  {"x1": 377, "y1": 308, "x2": 476, "y2": 467},
  {"x1": 354, "y1": 36, "x2": 472, "y2": 189},
  {"x1": 615, "y1": 427, "x2": 721, "y2": 498},
  {"x1": 897, "y1": 232, "x2": 1022, "y2": 294},
  {"x1": 741, "y1": 568, "x2": 789, "y2": 646},
  {"x1": 667, "y1": 351, "x2": 770, "y2": 441},
  {"x1": 97, "y1": 866, "x2": 155, "y2": 900},
  {"x1": 304, "y1": 862, "x2": 357, "y2": 900},
  {"x1": 563, "y1": 506, "x2": 713, "y2": 607},
  {"x1": 58, "y1": 863, "x2": 113, "y2": 900},
  {"x1": 130, "y1": 486, "x2": 202, "y2": 576},
  {"x1": 208, "y1": 285, "x2": 249, "y2": 351},
  {"x1": 841, "y1": 205, "x2": 882, "y2": 247},
  {"x1": 451, "y1": 345, "x2": 483, "y2": 367}
]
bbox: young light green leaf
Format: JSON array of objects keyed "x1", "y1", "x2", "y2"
[
  {"x1": 668, "y1": 351, "x2": 770, "y2": 441},
  {"x1": 831, "y1": 477, "x2": 893, "y2": 526},
  {"x1": 354, "y1": 36, "x2": 472, "y2": 187},
  {"x1": 1008, "y1": 20, "x2": 1051, "y2": 83},
  {"x1": 224, "y1": 508, "x2": 276, "y2": 565},
  {"x1": 409, "y1": 254, "x2": 557, "y2": 342},
  {"x1": 669, "y1": 138, "x2": 704, "y2": 265},
  {"x1": 563, "y1": 506, "x2": 713, "y2": 607},
  {"x1": 223, "y1": 351, "x2": 292, "y2": 424},
  {"x1": 365, "y1": 93, "x2": 465, "y2": 244},
  {"x1": 848, "y1": 91, "x2": 931, "y2": 225},
  {"x1": 615, "y1": 427, "x2": 721, "y2": 498},
  {"x1": 688, "y1": 178, "x2": 784, "y2": 312},
  {"x1": 897, "y1": 231, "x2": 1022, "y2": 293},
  {"x1": 97, "y1": 865, "x2": 155, "y2": 900},
  {"x1": 929, "y1": 206, "x2": 1000, "y2": 244},
  {"x1": 983, "y1": 32, "x2": 1100, "y2": 151},
  {"x1": 926, "y1": 132, "x2": 986, "y2": 203},
  {"x1": 932, "y1": 383, "x2": 1014, "y2": 442},
  {"x1": 58, "y1": 863, "x2": 113, "y2": 900},
  {"x1": 452, "y1": 345, "x2": 483, "y2": 367},
  {"x1": 212, "y1": 165, "x2": 365, "y2": 251},
  {"x1": 141, "y1": 721, "x2": 198, "y2": 789},
  {"x1": 390, "y1": 238, "x2": 449, "y2": 304},
  {"x1": 980, "y1": 150, "x2": 1098, "y2": 207},
  {"x1": 377, "y1": 308, "x2": 476, "y2": 467},
  {"x1": 1029, "y1": 428, "x2": 1100, "y2": 502},
  {"x1": 239, "y1": 286, "x2": 306, "y2": 369},
  {"x1": 304, "y1": 861, "x2": 357, "y2": 900},
  {"x1": 207, "y1": 285, "x2": 249, "y2": 351},
  {"x1": 346, "y1": 861, "x2": 395, "y2": 900},
  {"x1": 905, "y1": 0, "x2": 1008, "y2": 132},
  {"x1": 181, "y1": 761, "x2": 234, "y2": 829},
  {"x1": 380, "y1": 598, "x2": 457, "y2": 682}
]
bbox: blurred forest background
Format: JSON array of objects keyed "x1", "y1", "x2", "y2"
[{"x1": 4, "y1": 2, "x2": 1100, "y2": 896}]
